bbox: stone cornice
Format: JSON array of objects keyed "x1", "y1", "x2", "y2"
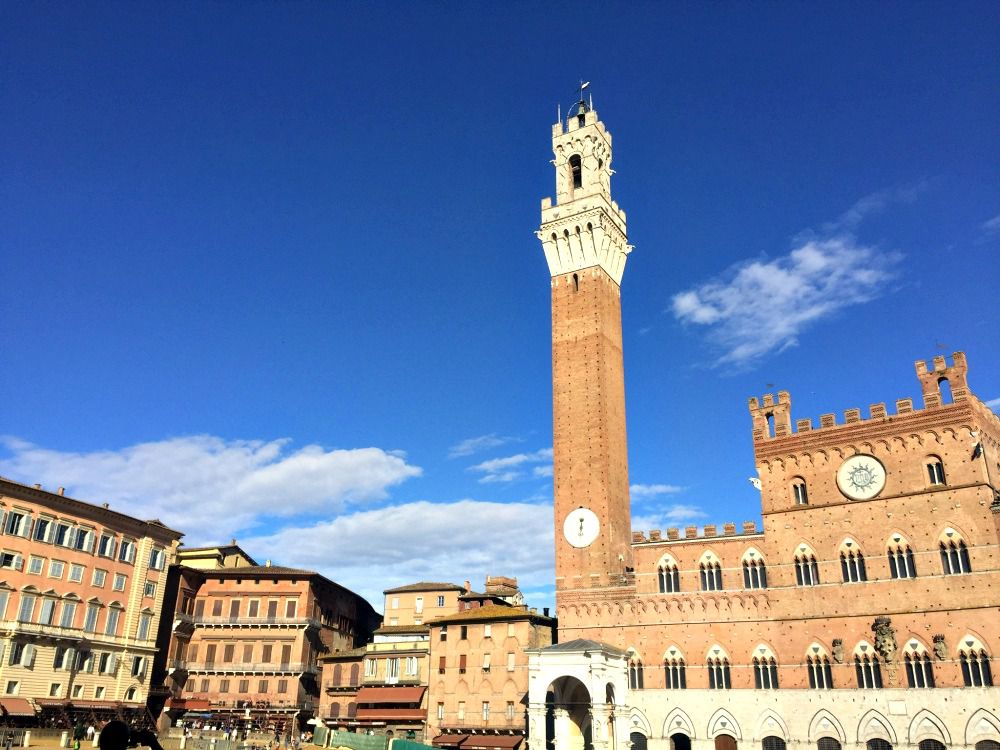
[{"x1": 0, "y1": 477, "x2": 183, "y2": 542}]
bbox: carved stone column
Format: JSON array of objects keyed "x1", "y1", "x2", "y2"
[
  {"x1": 526, "y1": 703, "x2": 549, "y2": 750},
  {"x1": 589, "y1": 704, "x2": 611, "y2": 750}
]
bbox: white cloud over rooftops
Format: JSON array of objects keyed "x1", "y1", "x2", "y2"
[
  {"x1": 0, "y1": 435, "x2": 421, "y2": 538},
  {"x1": 241, "y1": 499, "x2": 554, "y2": 607}
]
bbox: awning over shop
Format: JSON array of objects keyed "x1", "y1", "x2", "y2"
[
  {"x1": 355, "y1": 687, "x2": 426, "y2": 704},
  {"x1": 0, "y1": 699, "x2": 36, "y2": 717},
  {"x1": 462, "y1": 736, "x2": 523, "y2": 750},
  {"x1": 70, "y1": 701, "x2": 122, "y2": 710},
  {"x1": 34, "y1": 699, "x2": 69, "y2": 708},
  {"x1": 432, "y1": 736, "x2": 470, "y2": 748},
  {"x1": 166, "y1": 698, "x2": 212, "y2": 710},
  {"x1": 354, "y1": 707, "x2": 425, "y2": 721}
]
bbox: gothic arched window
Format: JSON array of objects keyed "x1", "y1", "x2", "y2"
[
  {"x1": 959, "y1": 637, "x2": 993, "y2": 687},
  {"x1": 940, "y1": 530, "x2": 972, "y2": 574},
  {"x1": 887, "y1": 535, "x2": 917, "y2": 579},
  {"x1": 628, "y1": 656, "x2": 644, "y2": 689},
  {"x1": 794, "y1": 549, "x2": 820, "y2": 586},
  {"x1": 664, "y1": 657, "x2": 686, "y2": 689},
  {"x1": 658, "y1": 559, "x2": 680, "y2": 593},
  {"x1": 700, "y1": 562, "x2": 723, "y2": 591},
  {"x1": 840, "y1": 540, "x2": 867, "y2": 583},
  {"x1": 742, "y1": 549, "x2": 768, "y2": 589},
  {"x1": 854, "y1": 647, "x2": 883, "y2": 689}
]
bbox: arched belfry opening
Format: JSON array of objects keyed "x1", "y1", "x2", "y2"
[
  {"x1": 526, "y1": 640, "x2": 630, "y2": 750},
  {"x1": 569, "y1": 154, "x2": 583, "y2": 190}
]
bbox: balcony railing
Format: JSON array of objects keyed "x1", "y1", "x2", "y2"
[
  {"x1": 200, "y1": 699, "x2": 316, "y2": 712},
  {"x1": 184, "y1": 662, "x2": 318, "y2": 675},
  {"x1": 324, "y1": 681, "x2": 361, "y2": 691},
  {"x1": 0, "y1": 620, "x2": 86, "y2": 640},
  {"x1": 194, "y1": 616, "x2": 321, "y2": 628}
]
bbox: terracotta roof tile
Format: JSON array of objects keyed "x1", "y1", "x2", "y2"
[
  {"x1": 428, "y1": 604, "x2": 552, "y2": 625},
  {"x1": 383, "y1": 581, "x2": 466, "y2": 594}
]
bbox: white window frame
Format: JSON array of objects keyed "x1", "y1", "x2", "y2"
[
  {"x1": 68, "y1": 564, "x2": 84, "y2": 583},
  {"x1": 97, "y1": 534, "x2": 116, "y2": 559},
  {"x1": 105, "y1": 608, "x2": 121, "y2": 636},
  {"x1": 118, "y1": 539, "x2": 137, "y2": 564},
  {"x1": 33, "y1": 517, "x2": 54, "y2": 543},
  {"x1": 59, "y1": 602, "x2": 76, "y2": 629},
  {"x1": 83, "y1": 605, "x2": 100, "y2": 633},
  {"x1": 112, "y1": 573, "x2": 127, "y2": 592},
  {"x1": 149, "y1": 548, "x2": 165, "y2": 571},
  {"x1": 137, "y1": 613, "x2": 152, "y2": 641}
]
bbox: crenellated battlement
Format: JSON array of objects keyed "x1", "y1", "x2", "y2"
[
  {"x1": 632, "y1": 520, "x2": 759, "y2": 545},
  {"x1": 749, "y1": 351, "x2": 979, "y2": 444}
]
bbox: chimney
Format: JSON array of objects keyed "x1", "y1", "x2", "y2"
[
  {"x1": 543, "y1": 607, "x2": 549, "y2": 617},
  {"x1": 464, "y1": 580, "x2": 471, "y2": 592},
  {"x1": 265, "y1": 559, "x2": 272, "y2": 567},
  {"x1": 57, "y1": 487, "x2": 65, "y2": 496},
  {"x1": 33, "y1": 484, "x2": 41, "y2": 489},
  {"x1": 102, "y1": 503, "x2": 109, "y2": 509},
  {"x1": 231, "y1": 538, "x2": 236, "y2": 546}
]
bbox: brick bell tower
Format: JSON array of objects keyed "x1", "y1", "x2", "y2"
[{"x1": 537, "y1": 95, "x2": 634, "y2": 598}]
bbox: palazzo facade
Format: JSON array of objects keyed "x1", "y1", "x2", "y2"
[{"x1": 526, "y1": 100, "x2": 1000, "y2": 750}]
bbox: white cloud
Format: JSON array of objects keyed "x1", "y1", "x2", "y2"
[
  {"x1": 984, "y1": 397, "x2": 1000, "y2": 411},
  {"x1": 468, "y1": 448, "x2": 553, "y2": 483},
  {"x1": 820, "y1": 185, "x2": 924, "y2": 235},
  {"x1": 0, "y1": 435, "x2": 421, "y2": 541},
  {"x1": 632, "y1": 504, "x2": 708, "y2": 530},
  {"x1": 241, "y1": 500, "x2": 554, "y2": 607},
  {"x1": 630, "y1": 483, "x2": 684, "y2": 497},
  {"x1": 533, "y1": 465, "x2": 553, "y2": 478},
  {"x1": 672, "y1": 236, "x2": 900, "y2": 367},
  {"x1": 982, "y1": 214, "x2": 1000, "y2": 235},
  {"x1": 447, "y1": 434, "x2": 519, "y2": 459}
]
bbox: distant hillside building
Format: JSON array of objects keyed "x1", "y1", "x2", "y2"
[
  {"x1": 0, "y1": 477, "x2": 182, "y2": 727},
  {"x1": 528, "y1": 100, "x2": 1000, "y2": 750},
  {"x1": 157, "y1": 545, "x2": 379, "y2": 732}
]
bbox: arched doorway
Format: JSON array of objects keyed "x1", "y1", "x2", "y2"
[
  {"x1": 630, "y1": 733, "x2": 648, "y2": 750},
  {"x1": 670, "y1": 735, "x2": 691, "y2": 750},
  {"x1": 547, "y1": 676, "x2": 592, "y2": 750},
  {"x1": 715, "y1": 736, "x2": 737, "y2": 750}
]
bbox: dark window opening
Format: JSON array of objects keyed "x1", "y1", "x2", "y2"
[
  {"x1": 573, "y1": 273, "x2": 579, "y2": 292},
  {"x1": 569, "y1": 155, "x2": 582, "y2": 190},
  {"x1": 938, "y1": 377, "x2": 953, "y2": 404}
]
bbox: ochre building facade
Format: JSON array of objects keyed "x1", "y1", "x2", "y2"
[
  {"x1": 159, "y1": 544, "x2": 379, "y2": 732},
  {"x1": 526, "y1": 101, "x2": 1000, "y2": 750},
  {"x1": 0, "y1": 477, "x2": 182, "y2": 727}
]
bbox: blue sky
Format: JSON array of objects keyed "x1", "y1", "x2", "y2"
[{"x1": 2, "y1": 2, "x2": 999, "y2": 610}]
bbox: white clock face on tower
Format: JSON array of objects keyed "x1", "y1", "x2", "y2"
[
  {"x1": 836, "y1": 454, "x2": 887, "y2": 500},
  {"x1": 563, "y1": 507, "x2": 600, "y2": 548}
]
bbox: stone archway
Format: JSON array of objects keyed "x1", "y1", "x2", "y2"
[
  {"x1": 525, "y1": 639, "x2": 631, "y2": 750},
  {"x1": 550, "y1": 675, "x2": 592, "y2": 750}
]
